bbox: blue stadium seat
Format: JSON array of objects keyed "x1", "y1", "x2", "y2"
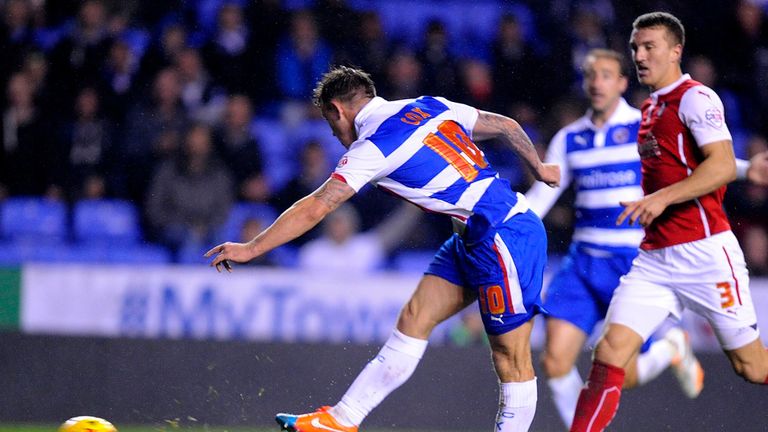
[
  {"x1": 0, "y1": 241, "x2": 77, "y2": 265},
  {"x1": 0, "y1": 197, "x2": 68, "y2": 242},
  {"x1": 63, "y1": 243, "x2": 172, "y2": 264},
  {"x1": 73, "y1": 199, "x2": 142, "y2": 245},
  {"x1": 105, "y1": 243, "x2": 172, "y2": 264},
  {"x1": 217, "y1": 202, "x2": 278, "y2": 243}
]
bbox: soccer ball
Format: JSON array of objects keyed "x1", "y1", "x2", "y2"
[{"x1": 59, "y1": 416, "x2": 118, "y2": 432}]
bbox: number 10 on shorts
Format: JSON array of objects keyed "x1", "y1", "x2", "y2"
[{"x1": 478, "y1": 285, "x2": 508, "y2": 315}]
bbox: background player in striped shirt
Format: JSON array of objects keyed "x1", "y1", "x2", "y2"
[
  {"x1": 526, "y1": 48, "x2": 705, "y2": 429},
  {"x1": 570, "y1": 12, "x2": 768, "y2": 432},
  {"x1": 206, "y1": 66, "x2": 560, "y2": 432}
]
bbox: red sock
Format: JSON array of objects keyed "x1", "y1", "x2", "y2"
[{"x1": 570, "y1": 360, "x2": 625, "y2": 432}]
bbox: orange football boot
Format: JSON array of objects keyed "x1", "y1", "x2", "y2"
[{"x1": 275, "y1": 406, "x2": 358, "y2": 432}]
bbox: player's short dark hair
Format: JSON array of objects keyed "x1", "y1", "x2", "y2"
[
  {"x1": 633, "y1": 12, "x2": 685, "y2": 47},
  {"x1": 583, "y1": 48, "x2": 629, "y2": 77},
  {"x1": 312, "y1": 66, "x2": 376, "y2": 109}
]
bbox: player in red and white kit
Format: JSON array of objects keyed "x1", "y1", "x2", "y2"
[{"x1": 570, "y1": 12, "x2": 768, "y2": 432}]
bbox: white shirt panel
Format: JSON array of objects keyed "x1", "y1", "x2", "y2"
[
  {"x1": 568, "y1": 144, "x2": 640, "y2": 169},
  {"x1": 679, "y1": 85, "x2": 732, "y2": 147},
  {"x1": 574, "y1": 186, "x2": 644, "y2": 209}
]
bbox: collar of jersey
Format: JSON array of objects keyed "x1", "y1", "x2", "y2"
[
  {"x1": 583, "y1": 97, "x2": 636, "y2": 131},
  {"x1": 651, "y1": 73, "x2": 691, "y2": 100},
  {"x1": 355, "y1": 96, "x2": 387, "y2": 137}
]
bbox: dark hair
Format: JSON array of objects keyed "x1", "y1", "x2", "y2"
[
  {"x1": 312, "y1": 66, "x2": 376, "y2": 108},
  {"x1": 583, "y1": 48, "x2": 628, "y2": 77},
  {"x1": 633, "y1": 12, "x2": 685, "y2": 47}
]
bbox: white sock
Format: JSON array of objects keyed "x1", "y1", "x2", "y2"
[
  {"x1": 330, "y1": 329, "x2": 428, "y2": 427},
  {"x1": 546, "y1": 367, "x2": 582, "y2": 428},
  {"x1": 495, "y1": 378, "x2": 538, "y2": 432},
  {"x1": 636, "y1": 339, "x2": 676, "y2": 385}
]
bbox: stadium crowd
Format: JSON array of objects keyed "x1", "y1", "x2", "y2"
[{"x1": 0, "y1": 0, "x2": 767, "y2": 272}]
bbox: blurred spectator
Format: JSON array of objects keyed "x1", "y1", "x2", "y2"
[
  {"x1": 727, "y1": 135, "x2": 768, "y2": 264},
  {"x1": 138, "y1": 22, "x2": 187, "y2": 86},
  {"x1": 58, "y1": 87, "x2": 114, "y2": 201},
  {"x1": 417, "y1": 19, "x2": 458, "y2": 98},
  {"x1": 122, "y1": 67, "x2": 189, "y2": 201},
  {"x1": 244, "y1": 0, "x2": 288, "y2": 102},
  {"x1": 0, "y1": 72, "x2": 57, "y2": 197},
  {"x1": 239, "y1": 173, "x2": 272, "y2": 204},
  {"x1": 202, "y1": 2, "x2": 252, "y2": 94},
  {"x1": 0, "y1": 0, "x2": 37, "y2": 94},
  {"x1": 174, "y1": 46, "x2": 227, "y2": 125},
  {"x1": 379, "y1": 48, "x2": 423, "y2": 100},
  {"x1": 742, "y1": 224, "x2": 768, "y2": 276},
  {"x1": 719, "y1": 0, "x2": 768, "y2": 132},
  {"x1": 275, "y1": 10, "x2": 333, "y2": 104},
  {"x1": 98, "y1": 39, "x2": 140, "y2": 122},
  {"x1": 686, "y1": 54, "x2": 750, "y2": 156},
  {"x1": 549, "y1": 8, "x2": 608, "y2": 100},
  {"x1": 21, "y1": 51, "x2": 53, "y2": 111},
  {"x1": 298, "y1": 202, "x2": 421, "y2": 274},
  {"x1": 490, "y1": 14, "x2": 540, "y2": 105},
  {"x1": 48, "y1": 0, "x2": 113, "y2": 111},
  {"x1": 272, "y1": 140, "x2": 328, "y2": 212},
  {"x1": 146, "y1": 123, "x2": 233, "y2": 255},
  {"x1": 346, "y1": 11, "x2": 390, "y2": 85},
  {"x1": 213, "y1": 94, "x2": 263, "y2": 185},
  {"x1": 81, "y1": 173, "x2": 107, "y2": 200},
  {"x1": 313, "y1": 0, "x2": 359, "y2": 60},
  {"x1": 457, "y1": 59, "x2": 496, "y2": 111}
]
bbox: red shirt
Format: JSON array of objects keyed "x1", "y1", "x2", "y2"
[{"x1": 637, "y1": 74, "x2": 733, "y2": 250}]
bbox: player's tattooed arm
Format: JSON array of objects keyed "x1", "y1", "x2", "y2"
[
  {"x1": 313, "y1": 177, "x2": 356, "y2": 211},
  {"x1": 473, "y1": 110, "x2": 560, "y2": 187}
]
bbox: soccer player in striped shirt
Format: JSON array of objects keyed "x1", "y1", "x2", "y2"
[{"x1": 206, "y1": 65, "x2": 560, "y2": 432}]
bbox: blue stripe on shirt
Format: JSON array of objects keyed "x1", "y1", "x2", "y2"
[
  {"x1": 367, "y1": 96, "x2": 450, "y2": 157},
  {"x1": 605, "y1": 122, "x2": 640, "y2": 147},
  {"x1": 388, "y1": 144, "x2": 451, "y2": 188},
  {"x1": 574, "y1": 206, "x2": 644, "y2": 230},
  {"x1": 565, "y1": 129, "x2": 597, "y2": 153}
]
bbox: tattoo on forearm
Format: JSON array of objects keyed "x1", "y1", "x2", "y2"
[
  {"x1": 314, "y1": 180, "x2": 350, "y2": 209},
  {"x1": 479, "y1": 112, "x2": 538, "y2": 164}
]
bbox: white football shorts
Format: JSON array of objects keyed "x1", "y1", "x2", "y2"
[{"x1": 605, "y1": 230, "x2": 759, "y2": 350}]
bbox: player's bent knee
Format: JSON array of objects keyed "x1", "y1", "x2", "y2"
[
  {"x1": 594, "y1": 327, "x2": 641, "y2": 367},
  {"x1": 540, "y1": 351, "x2": 571, "y2": 378}
]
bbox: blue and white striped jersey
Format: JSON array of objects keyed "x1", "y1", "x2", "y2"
[
  {"x1": 525, "y1": 98, "x2": 643, "y2": 250},
  {"x1": 333, "y1": 96, "x2": 528, "y2": 242}
]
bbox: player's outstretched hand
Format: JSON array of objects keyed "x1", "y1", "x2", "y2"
[
  {"x1": 617, "y1": 192, "x2": 668, "y2": 227},
  {"x1": 204, "y1": 242, "x2": 255, "y2": 273},
  {"x1": 536, "y1": 163, "x2": 561, "y2": 188},
  {"x1": 747, "y1": 151, "x2": 768, "y2": 186}
]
